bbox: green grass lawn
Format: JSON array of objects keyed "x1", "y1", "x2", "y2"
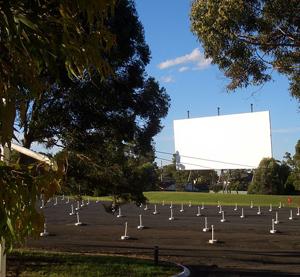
[
  {"x1": 90, "y1": 191, "x2": 300, "y2": 207},
  {"x1": 144, "y1": 191, "x2": 300, "y2": 207},
  {"x1": 8, "y1": 250, "x2": 180, "y2": 277}
]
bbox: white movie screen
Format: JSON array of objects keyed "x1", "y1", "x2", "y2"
[{"x1": 173, "y1": 111, "x2": 272, "y2": 170}]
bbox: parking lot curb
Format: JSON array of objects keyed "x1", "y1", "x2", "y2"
[{"x1": 172, "y1": 263, "x2": 190, "y2": 277}]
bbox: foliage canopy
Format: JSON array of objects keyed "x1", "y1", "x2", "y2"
[
  {"x1": 14, "y1": 0, "x2": 170, "y2": 204},
  {"x1": 0, "y1": 0, "x2": 116, "y2": 147},
  {"x1": 248, "y1": 157, "x2": 290, "y2": 194},
  {"x1": 0, "y1": 0, "x2": 116, "y2": 250},
  {"x1": 0, "y1": 0, "x2": 169, "y2": 250},
  {"x1": 284, "y1": 140, "x2": 300, "y2": 192},
  {"x1": 191, "y1": 0, "x2": 300, "y2": 99}
]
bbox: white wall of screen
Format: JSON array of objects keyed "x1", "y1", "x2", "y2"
[{"x1": 173, "y1": 111, "x2": 272, "y2": 170}]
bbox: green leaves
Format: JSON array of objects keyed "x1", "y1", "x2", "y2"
[
  {"x1": 191, "y1": 0, "x2": 300, "y2": 100},
  {"x1": 0, "y1": 95, "x2": 16, "y2": 148},
  {"x1": 0, "y1": 0, "x2": 120, "y2": 252},
  {"x1": 0, "y1": 160, "x2": 62, "y2": 251},
  {"x1": 14, "y1": 14, "x2": 39, "y2": 32},
  {"x1": 248, "y1": 158, "x2": 289, "y2": 194},
  {"x1": 0, "y1": 0, "x2": 116, "y2": 147}
]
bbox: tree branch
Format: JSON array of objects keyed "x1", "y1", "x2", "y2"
[{"x1": 237, "y1": 33, "x2": 298, "y2": 48}]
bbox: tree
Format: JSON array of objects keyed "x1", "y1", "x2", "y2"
[
  {"x1": 248, "y1": 157, "x2": 289, "y2": 194},
  {"x1": 191, "y1": 0, "x2": 300, "y2": 100},
  {"x1": 282, "y1": 152, "x2": 295, "y2": 169},
  {"x1": 192, "y1": 170, "x2": 218, "y2": 190},
  {"x1": 0, "y1": 0, "x2": 116, "y2": 147},
  {"x1": 16, "y1": 0, "x2": 169, "y2": 150},
  {"x1": 160, "y1": 163, "x2": 176, "y2": 187},
  {"x1": 0, "y1": 0, "x2": 117, "y2": 256},
  {"x1": 161, "y1": 162, "x2": 217, "y2": 191},
  {"x1": 14, "y1": 0, "x2": 170, "y2": 204},
  {"x1": 0, "y1": 147, "x2": 65, "y2": 251},
  {"x1": 228, "y1": 169, "x2": 253, "y2": 193},
  {"x1": 284, "y1": 140, "x2": 300, "y2": 191},
  {"x1": 292, "y1": 141, "x2": 300, "y2": 190},
  {"x1": 62, "y1": 150, "x2": 159, "y2": 204},
  {"x1": 160, "y1": 163, "x2": 189, "y2": 191},
  {"x1": 0, "y1": 0, "x2": 117, "y2": 252}
]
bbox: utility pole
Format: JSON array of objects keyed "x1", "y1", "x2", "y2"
[
  {"x1": 187, "y1": 110, "x2": 190, "y2": 119},
  {"x1": 217, "y1": 107, "x2": 220, "y2": 116},
  {"x1": 250, "y1": 103, "x2": 253, "y2": 112}
]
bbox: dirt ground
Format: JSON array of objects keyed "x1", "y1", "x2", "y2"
[{"x1": 16, "y1": 198, "x2": 300, "y2": 275}]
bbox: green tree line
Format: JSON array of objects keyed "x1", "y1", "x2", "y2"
[{"x1": 249, "y1": 140, "x2": 300, "y2": 194}]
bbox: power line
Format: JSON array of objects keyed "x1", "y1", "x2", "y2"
[
  {"x1": 156, "y1": 150, "x2": 255, "y2": 168},
  {"x1": 156, "y1": 150, "x2": 173, "y2": 156},
  {"x1": 156, "y1": 157, "x2": 212, "y2": 169}
]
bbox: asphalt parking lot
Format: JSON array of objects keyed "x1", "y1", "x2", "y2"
[{"x1": 24, "y1": 198, "x2": 300, "y2": 275}]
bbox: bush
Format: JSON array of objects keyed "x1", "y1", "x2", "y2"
[
  {"x1": 248, "y1": 158, "x2": 289, "y2": 194},
  {"x1": 212, "y1": 183, "x2": 223, "y2": 193}
]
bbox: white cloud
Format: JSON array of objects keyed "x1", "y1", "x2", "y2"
[
  {"x1": 178, "y1": 66, "x2": 189, "y2": 72},
  {"x1": 193, "y1": 58, "x2": 212, "y2": 70},
  {"x1": 158, "y1": 48, "x2": 212, "y2": 70},
  {"x1": 161, "y1": 75, "x2": 175, "y2": 83}
]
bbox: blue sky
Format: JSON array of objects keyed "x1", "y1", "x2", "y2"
[{"x1": 135, "y1": 0, "x2": 300, "y2": 164}]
